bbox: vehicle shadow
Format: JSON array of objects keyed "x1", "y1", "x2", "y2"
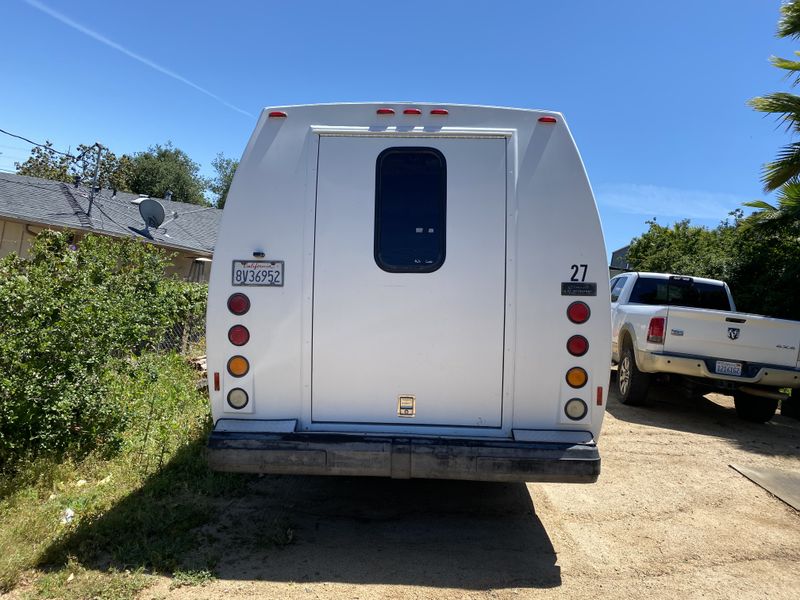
[
  {"x1": 207, "y1": 475, "x2": 561, "y2": 589},
  {"x1": 606, "y1": 370, "x2": 800, "y2": 457},
  {"x1": 40, "y1": 443, "x2": 561, "y2": 590}
]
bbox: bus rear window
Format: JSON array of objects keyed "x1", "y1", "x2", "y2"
[
  {"x1": 374, "y1": 147, "x2": 446, "y2": 273},
  {"x1": 628, "y1": 277, "x2": 731, "y2": 311}
]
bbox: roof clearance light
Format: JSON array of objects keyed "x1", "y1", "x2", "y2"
[
  {"x1": 268, "y1": 111, "x2": 287, "y2": 118},
  {"x1": 403, "y1": 108, "x2": 422, "y2": 115},
  {"x1": 567, "y1": 301, "x2": 591, "y2": 324},
  {"x1": 377, "y1": 108, "x2": 395, "y2": 115},
  {"x1": 228, "y1": 293, "x2": 250, "y2": 316},
  {"x1": 227, "y1": 388, "x2": 249, "y2": 410},
  {"x1": 228, "y1": 325, "x2": 250, "y2": 346},
  {"x1": 430, "y1": 109, "x2": 449, "y2": 115},
  {"x1": 565, "y1": 398, "x2": 588, "y2": 420},
  {"x1": 567, "y1": 335, "x2": 589, "y2": 357},
  {"x1": 566, "y1": 367, "x2": 588, "y2": 389},
  {"x1": 227, "y1": 355, "x2": 250, "y2": 377},
  {"x1": 538, "y1": 116, "x2": 557, "y2": 123}
]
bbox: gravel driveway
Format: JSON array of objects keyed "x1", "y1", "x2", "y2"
[{"x1": 145, "y1": 381, "x2": 800, "y2": 599}]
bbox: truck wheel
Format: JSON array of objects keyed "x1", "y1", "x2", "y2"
[
  {"x1": 618, "y1": 344, "x2": 650, "y2": 406},
  {"x1": 780, "y1": 391, "x2": 800, "y2": 420},
  {"x1": 733, "y1": 392, "x2": 778, "y2": 423}
]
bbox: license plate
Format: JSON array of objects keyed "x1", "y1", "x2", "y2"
[
  {"x1": 715, "y1": 360, "x2": 742, "y2": 376},
  {"x1": 232, "y1": 260, "x2": 283, "y2": 286}
]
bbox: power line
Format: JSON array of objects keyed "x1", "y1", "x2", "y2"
[
  {"x1": 0, "y1": 127, "x2": 75, "y2": 158},
  {"x1": 0, "y1": 127, "x2": 97, "y2": 164}
]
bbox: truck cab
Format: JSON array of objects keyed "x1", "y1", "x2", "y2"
[{"x1": 205, "y1": 103, "x2": 611, "y2": 482}]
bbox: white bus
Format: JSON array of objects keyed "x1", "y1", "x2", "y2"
[{"x1": 206, "y1": 103, "x2": 610, "y2": 482}]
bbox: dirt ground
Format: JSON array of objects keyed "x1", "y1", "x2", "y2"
[{"x1": 143, "y1": 381, "x2": 800, "y2": 600}]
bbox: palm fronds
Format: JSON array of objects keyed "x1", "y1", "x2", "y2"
[{"x1": 778, "y1": 0, "x2": 800, "y2": 38}]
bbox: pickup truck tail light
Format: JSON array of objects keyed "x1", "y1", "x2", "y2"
[{"x1": 647, "y1": 317, "x2": 666, "y2": 344}]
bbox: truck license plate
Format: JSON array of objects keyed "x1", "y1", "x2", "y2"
[
  {"x1": 232, "y1": 260, "x2": 283, "y2": 286},
  {"x1": 715, "y1": 360, "x2": 742, "y2": 376}
]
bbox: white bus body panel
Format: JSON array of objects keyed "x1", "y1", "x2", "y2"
[
  {"x1": 206, "y1": 103, "x2": 611, "y2": 481},
  {"x1": 313, "y1": 136, "x2": 506, "y2": 427}
]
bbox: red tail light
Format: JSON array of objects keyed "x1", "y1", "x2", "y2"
[
  {"x1": 566, "y1": 301, "x2": 590, "y2": 324},
  {"x1": 566, "y1": 335, "x2": 589, "y2": 356},
  {"x1": 647, "y1": 317, "x2": 666, "y2": 344},
  {"x1": 227, "y1": 293, "x2": 250, "y2": 315},
  {"x1": 228, "y1": 325, "x2": 250, "y2": 346}
]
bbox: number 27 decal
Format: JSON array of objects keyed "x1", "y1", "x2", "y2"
[{"x1": 570, "y1": 264, "x2": 588, "y2": 282}]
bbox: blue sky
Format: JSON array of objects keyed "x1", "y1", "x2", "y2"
[{"x1": 1, "y1": 0, "x2": 797, "y2": 257}]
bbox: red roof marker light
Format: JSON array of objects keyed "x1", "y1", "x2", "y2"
[
  {"x1": 268, "y1": 111, "x2": 287, "y2": 118},
  {"x1": 430, "y1": 109, "x2": 449, "y2": 115},
  {"x1": 377, "y1": 108, "x2": 395, "y2": 115},
  {"x1": 403, "y1": 108, "x2": 422, "y2": 115},
  {"x1": 538, "y1": 116, "x2": 557, "y2": 123}
]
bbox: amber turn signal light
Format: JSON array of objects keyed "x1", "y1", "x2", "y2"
[
  {"x1": 227, "y1": 355, "x2": 250, "y2": 377},
  {"x1": 566, "y1": 367, "x2": 588, "y2": 388}
]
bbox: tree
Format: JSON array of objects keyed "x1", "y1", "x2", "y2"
[
  {"x1": 128, "y1": 142, "x2": 209, "y2": 205},
  {"x1": 626, "y1": 212, "x2": 800, "y2": 320},
  {"x1": 15, "y1": 142, "x2": 134, "y2": 191},
  {"x1": 748, "y1": 0, "x2": 800, "y2": 221},
  {"x1": 16, "y1": 142, "x2": 75, "y2": 183},
  {"x1": 209, "y1": 153, "x2": 237, "y2": 209},
  {"x1": 627, "y1": 217, "x2": 738, "y2": 281}
]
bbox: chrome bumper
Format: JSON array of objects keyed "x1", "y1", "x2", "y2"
[{"x1": 637, "y1": 350, "x2": 800, "y2": 388}]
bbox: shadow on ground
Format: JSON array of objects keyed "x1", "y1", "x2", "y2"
[
  {"x1": 606, "y1": 369, "x2": 800, "y2": 457},
  {"x1": 40, "y1": 442, "x2": 560, "y2": 590}
]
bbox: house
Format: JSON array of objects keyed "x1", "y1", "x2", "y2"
[{"x1": 0, "y1": 172, "x2": 221, "y2": 281}]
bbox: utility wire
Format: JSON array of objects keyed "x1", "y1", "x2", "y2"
[
  {"x1": 0, "y1": 127, "x2": 97, "y2": 164},
  {"x1": 0, "y1": 127, "x2": 75, "y2": 158}
]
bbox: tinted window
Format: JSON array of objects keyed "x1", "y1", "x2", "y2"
[
  {"x1": 628, "y1": 277, "x2": 731, "y2": 311},
  {"x1": 610, "y1": 277, "x2": 627, "y2": 303},
  {"x1": 375, "y1": 147, "x2": 446, "y2": 273}
]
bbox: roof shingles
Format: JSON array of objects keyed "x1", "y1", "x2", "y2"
[{"x1": 0, "y1": 172, "x2": 221, "y2": 255}]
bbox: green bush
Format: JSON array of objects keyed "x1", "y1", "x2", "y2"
[
  {"x1": 627, "y1": 215, "x2": 800, "y2": 321},
  {"x1": 0, "y1": 231, "x2": 207, "y2": 470}
]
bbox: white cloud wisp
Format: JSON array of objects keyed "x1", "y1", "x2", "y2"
[
  {"x1": 24, "y1": 0, "x2": 254, "y2": 119},
  {"x1": 595, "y1": 183, "x2": 749, "y2": 221}
]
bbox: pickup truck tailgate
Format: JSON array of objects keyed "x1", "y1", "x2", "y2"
[{"x1": 663, "y1": 307, "x2": 800, "y2": 367}]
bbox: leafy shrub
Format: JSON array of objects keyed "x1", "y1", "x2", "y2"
[
  {"x1": 627, "y1": 215, "x2": 800, "y2": 320},
  {"x1": 0, "y1": 231, "x2": 207, "y2": 470}
]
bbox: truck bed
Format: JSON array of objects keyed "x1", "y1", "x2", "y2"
[{"x1": 663, "y1": 307, "x2": 800, "y2": 368}]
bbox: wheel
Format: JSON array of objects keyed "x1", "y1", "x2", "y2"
[
  {"x1": 617, "y1": 343, "x2": 650, "y2": 406},
  {"x1": 733, "y1": 392, "x2": 778, "y2": 423},
  {"x1": 780, "y1": 390, "x2": 800, "y2": 419}
]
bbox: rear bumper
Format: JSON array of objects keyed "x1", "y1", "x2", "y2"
[
  {"x1": 637, "y1": 350, "x2": 800, "y2": 388},
  {"x1": 207, "y1": 429, "x2": 600, "y2": 483}
]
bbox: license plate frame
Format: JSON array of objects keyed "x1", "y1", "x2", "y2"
[
  {"x1": 715, "y1": 360, "x2": 742, "y2": 377},
  {"x1": 231, "y1": 260, "x2": 284, "y2": 287}
]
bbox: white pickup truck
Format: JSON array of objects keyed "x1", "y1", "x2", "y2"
[{"x1": 610, "y1": 272, "x2": 800, "y2": 422}]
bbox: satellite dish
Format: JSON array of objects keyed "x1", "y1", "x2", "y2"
[{"x1": 139, "y1": 198, "x2": 166, "y2": 228}]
